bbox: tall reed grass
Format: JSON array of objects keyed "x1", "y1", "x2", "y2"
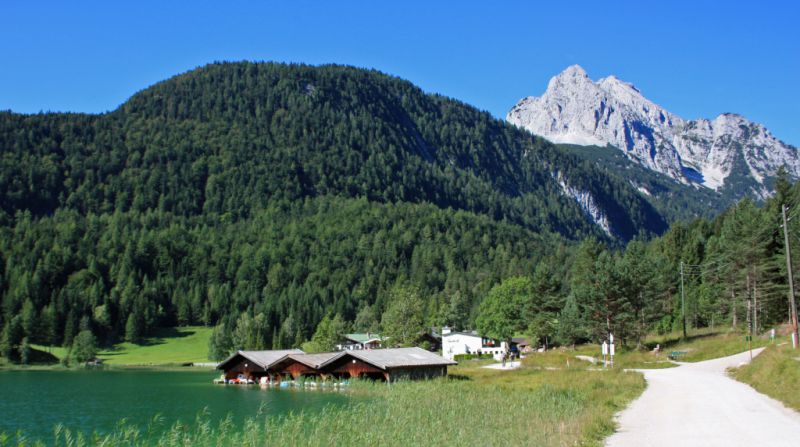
[{"x1": 3, "y1": 363, "x2": 644, "y2": 446}]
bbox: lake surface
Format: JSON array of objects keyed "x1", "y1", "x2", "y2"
[{"x1": 0, "y1": 369, "x2": 351, "y2": 442}]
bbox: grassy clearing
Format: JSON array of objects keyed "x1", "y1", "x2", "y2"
[
  {"x1": 98, "y1": 326, "x2": 213, "y2": 365},
  {"x1": 525, "y1": 328, "x2": 774, "y2": 371},
  {"x1": 19, "y1": 361, "x2": 644, "y2": 447},
  {"x1": 654, "y1": 329, "x2": 771, "y2": 362},
  {"x1": 27, "y1": 327, "x2": 213, "y2": 366},
  {"x1": 527, "y1": 346, "x2": 676, "y2": 371},
  {"x1": 30, "y1": 344, "x2": 70, "y2": 360},
  {"x1": 732, "y1": 343, "x2": 800, "y2": 411}
]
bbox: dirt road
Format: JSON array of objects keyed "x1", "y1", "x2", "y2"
[{"x1": 606, "y1": 348, "x2": 800, "y2": 447}]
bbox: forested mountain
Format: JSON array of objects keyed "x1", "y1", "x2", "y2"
[
  {"x1": 0, "y1": 62, "x2": 665, "y2": 239},
  {"x1": 0, "y1": 62, "x2": 670, "y2": 359},
  {"x1": 470, "y1": 171, "x2": 800, "y2": 350},
  {"x1": 558, "y1": 144, "x2": 727, "y2": 222}
]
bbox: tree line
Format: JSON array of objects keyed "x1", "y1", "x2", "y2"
[
  {"x1": 0, "y1": 196, "x2": 558, "y2": 362},
  {"x1": 475, "y1": 169, "x2": 800, "y2": 350}
]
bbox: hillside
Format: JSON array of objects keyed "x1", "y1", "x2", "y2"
[
  {"x1": 557, "y1": 144, "x2": 727, "y2": 222},
  {"x1": 0, "y1": 61, "x2": 675, "y2": 356},
  {"x1": 0, "y1": 62, "x2": 665, "y2": 240}
]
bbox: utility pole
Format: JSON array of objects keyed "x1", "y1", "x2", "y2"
[
  {"x1": 747, "y1": 298, "x2": 753, "y2": 360},
  {"x1": 781, "y1": 204, "x2": 799, "y2": 349},
  {"x1": 680, "y1": 261, "x2": 687, "y2": 340}
]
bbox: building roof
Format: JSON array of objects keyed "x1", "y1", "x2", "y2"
[
  {"x1": 287, "y1": 352, "x2": 342, "y2": 369},
  {"x1": 344, "y1": 333, "x2": 382, "y2": 343},
  {"x1": 328, "y1": 347, "x2": 457, "y2": 370},
  {"x1": 216, "y1": 349, "x2": 304, "y2": 370},
  {"x1": 442, "y1": 330, "x2": 482, "y2": 339}
]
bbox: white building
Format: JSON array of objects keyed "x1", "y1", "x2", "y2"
[{"x1": 441, "y1": 327, "x2": 509, "y2": 361}]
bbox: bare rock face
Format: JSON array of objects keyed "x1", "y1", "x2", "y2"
[{"x1": 507, "y1": 65, "x2": 798, "y2": 196}]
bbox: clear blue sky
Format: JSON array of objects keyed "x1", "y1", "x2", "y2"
[{"x1": 2, "y1": 1, "x2": 798, "y2": 145}]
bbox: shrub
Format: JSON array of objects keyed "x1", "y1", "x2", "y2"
[{"x1": 454, "y1": 353, "x2": 493, "y2": 361}]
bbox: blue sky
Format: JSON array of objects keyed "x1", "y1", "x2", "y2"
[{"x1": 1, "y1": 1, "x2": 798, "y2": 145}]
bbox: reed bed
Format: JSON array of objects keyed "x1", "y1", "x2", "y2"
[{"x1": 4, "y1": 363, "x2": 643, "y2": 447}]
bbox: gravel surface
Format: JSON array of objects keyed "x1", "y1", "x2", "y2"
[
  {"x1": 606, "y1": 348, "x2": 800, "y2": 447},
  {"x1": 482, "y1": 361, "x2": 521, "y2": 370}
]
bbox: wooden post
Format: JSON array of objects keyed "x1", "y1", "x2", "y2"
[{"x1": 782, "y1": 204, "x2": 799, "y2": 349}]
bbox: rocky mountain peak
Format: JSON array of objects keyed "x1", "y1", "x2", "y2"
[{"x1": 507, "y1": 66, "x2": 799, "y2": 196}]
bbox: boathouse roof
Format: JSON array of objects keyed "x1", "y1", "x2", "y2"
[
  {"x1": 216, "y1": 349, "x2": 304, "y2": 370},
  {"x1": 328, "y1": 347, "x2": 457, "y2": 370},
  {"x1": 286, "y1": 352, "x2": 342, "y2": 369},
  {"x1": 217, "y1": 347, "x2": 456, "y2": 373}
]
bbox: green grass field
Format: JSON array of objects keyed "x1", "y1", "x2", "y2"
[
  {"x1": 98, "y1": 326, "x2": 213, "y2": 365},
  {"x1": 647, "y1": 328, "x2": 771, "y2": 362},
  {"x1": 30, "y1": 344, "x2": 70, "y2": 360},
  {"x1": 29, "y1": 326, "x2": 213, "y2": 366},
  {"x1": 733, "y1": 343, "x2": 800, "y2": 411}
]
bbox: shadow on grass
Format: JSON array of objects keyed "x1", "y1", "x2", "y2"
[
  {"x1": 649, "y1": 331, "x2": 721, "y2": 350},
  {"x1": 102, "y1": 327, "x2": 199, "y2": 350},
  {"x1": 28, "y1": 348, "x2": 59, "y2": 364},
  {"x1": 446, "y1": 374, "x2": 472, "y2": 381}
]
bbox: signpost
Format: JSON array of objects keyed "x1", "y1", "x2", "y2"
[
  {"x1": 609, "y1": 333, "x2": 615, "y2": 368},
  {"x1": 601, "y1": 334, "x2": 616, "y2": 368}
]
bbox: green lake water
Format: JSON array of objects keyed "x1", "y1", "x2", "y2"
[{"x1": 0, "y1": 369, "x2": 351, "y2": 442}]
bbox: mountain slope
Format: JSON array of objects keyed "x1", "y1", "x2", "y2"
[
  {"x1": 557, "y1": 144, "x2": 727, "y2": 222},
  {"x1": 0, "y1": 62, "x2": 666, "y2": 240},
  {"x1": 0, "y1": 62, "x2": 673, "y2": 352},
  {"x1": 507, "y1": 65, "x2": 799, "y2": 200}
]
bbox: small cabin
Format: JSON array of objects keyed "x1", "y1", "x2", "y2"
[
  {"x1": 333, "y1": 347, "x2": 455, "y2": 381},
  {"x1": 337, "y1": 333, "x2": 383, "y2": 351}
]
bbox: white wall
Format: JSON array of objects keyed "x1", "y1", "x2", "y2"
[{"x1": 442, "y1": 333, "x2": 508, "y2": 361}]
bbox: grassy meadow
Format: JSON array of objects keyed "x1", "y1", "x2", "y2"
[
  {"x1": 26, "y1": 326, "x2": 213, "y2": 367},
  {"x1": 97, "y1": 327, "x2": 213, "y2": 365},
  {"x1": 732, "y1": 343, "x2": 800, "y2": 411},
  {"x1": 647, "y1": 328, "x2": 771, "y2": 362},
  {"x1": 522, "y1": 327, "x2": 775, "y2": 372}
]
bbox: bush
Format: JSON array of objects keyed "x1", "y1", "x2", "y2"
[{"x1": 454, "y1": 353, "x2": 493, "y2": 361}]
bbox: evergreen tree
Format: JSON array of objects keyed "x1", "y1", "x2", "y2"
[
  {"x1": 71, "y1": 330, "x2": 97, "y2": 363},
  {"x1": 18, "y1": 337, "x2": 31, "y2": 365},
  {"x1": 302, "y1": 314, "x2": 349, "y2": 353},
  {"x1": 353, "y1": 305, "x2": 380, "y2": 333},
  {"x1": 381, "y1": 285, "x2": 425, "y2": 347},
  {"x1": 208, "y1": 323, "x2": 233, "y2": 362}
]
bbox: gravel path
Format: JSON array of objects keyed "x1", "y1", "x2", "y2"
[
  {"x1": 482, "y1": 361, "x2": 521, "y2": 370},
  {"x1": 606, "y1": 348, "x2": 800, "y2": 447}
]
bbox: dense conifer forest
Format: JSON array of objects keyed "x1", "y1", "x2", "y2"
[{"x1": 0, "y1": 62, "x2": 795, "y2": 362}]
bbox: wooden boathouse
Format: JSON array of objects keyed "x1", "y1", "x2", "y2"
[
  {"x1": 216, "y1": 347, "x2": 456, "y2": 383},
  {"x1": 216, "y1": 349, "x2": 303, "y2": 382}
]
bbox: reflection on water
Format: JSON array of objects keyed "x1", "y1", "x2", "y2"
[{"x1": 0, "y1": 369, "x2": 351, "y2": 441}]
